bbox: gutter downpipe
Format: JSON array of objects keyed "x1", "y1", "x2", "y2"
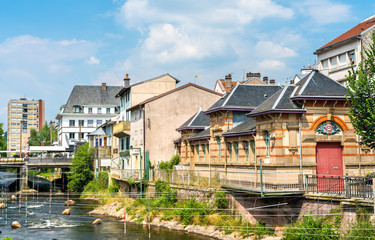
[
  {"x1": 143, "y1": 106, "x2": 146, "y2": 180},
  {"x1": 299, "y1": 102, "x2": 305, "y2": 173}
]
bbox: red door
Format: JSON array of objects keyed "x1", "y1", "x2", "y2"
[
  {"x1": 316, "y1": 142, "x2": 343, "y2": 191},
  {"x1": 316, "y1": 142, "x2": 343, "y2": 175}
]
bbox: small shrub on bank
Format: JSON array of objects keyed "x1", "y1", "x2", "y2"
[
  {"x1": 345, "y1": 208, "x2": 375, "y2": 240},
  {"x1": 282, "y1": 216, "x2": 339, "y2": 240},
  {"x1": 214, "y1": 191, "x2": 228, "y2": 209}
]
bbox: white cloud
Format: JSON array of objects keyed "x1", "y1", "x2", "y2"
[
  {"x1": 296, "y1": 0, "x2": 351, "y2": 26},
  {"x1": 110, "y1": 0, "x2": 295, "y2": 76},
  {"x1": 255, "y1": 41, "x2": 297, "y2": 59},
  {"x1": 0, "y1": 35, "x2": 99, "y2": 125},
  {"x1": 257, "y1": 59, "x2": 286, "y2": 70},
  {"x1": 87, "y1": 56, "x2": 100, "y2": 65}
]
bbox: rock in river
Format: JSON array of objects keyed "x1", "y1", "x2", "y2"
[
  {"x1": 11, "y1": 195, "x2": 17, "y2": 201},
  {"x1": 92, "y1": 219, "x2": 102, "y2": 225},
  {"x1": 64, "y1": 200, "x2": 76, "y2": 206},
  {"x1": 0, "y1": 203, "x2": 6, "y2": 209},
  {"x1": 11, "y1": 221, "x2": 22, "y2": 228},
  {"x1": 62, "y1": 208, "x2": 70, "y2": 215}
]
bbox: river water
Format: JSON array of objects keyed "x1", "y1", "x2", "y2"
[{"x1": 0, "y1": 193, "x2": 209, "y2": 240}]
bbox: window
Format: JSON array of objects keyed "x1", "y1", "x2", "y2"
[
  {"x1": 339, "y1": 53, "x2": 346, "y2": 67},
  {"x1": 217, "y1": 137, "x2": 221, "y2": 158},
  {"x1": 88, "y1": 107, "x2": 93, "y2": 113},
  {"x1": 78, "y1": 120, "x2": 84, "y2": 127},
  {"x1": 196, "y1": 145, "x2": 199, "y2": 162},
  {"x1": 349, "y1": 51, "x2": 355, "y2": 65},
  {"x1": 234, "y1": 142, "x2": 239, "y2": 162},
  {"x1": 73, "y1": 105, "x2": 82, "y2": 113},
  {"x1": 69, "y1": 133, "x2": 75, "y2": 139},
  {"x1": 265, "y1": 131, "x2": 270, "y2": 157},
  {"x1": 88, "y1": 120, "x2": 93, "y2": 127},
  {"x1": 202, "y1": 144, "x2": 206, "y2": 162},
  {"x1": 322, "y1": 59, "x2": 328, "y2": 70},
  {"x1": 330, "y1": 57, "x2": 337, "y2": 69},
  {"x1": 80, "y1": 133, "x2": 84, "y2": 139},
  {"x1": 227, "y1": 142, "x2": 232, "y2": 162},
  {"x1": 69, "y1": 120, "x2": 75, "y2": 127},
  {"x1": 243, "y1": 141, "x2": 249, "y2": 163},
  {"x1": 106, "y1": 108, "x2": 110, "y2": 114},
  {"x1": 98, "y1": 108, "x2": 102, "y2": 114},
  {"x1": 97, "y1": 120, "x2": 102, "y2": 126}
]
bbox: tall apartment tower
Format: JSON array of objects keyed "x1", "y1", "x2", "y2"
[{"x1": 7, "y1": 98, "x2": 45, "y2": 156}]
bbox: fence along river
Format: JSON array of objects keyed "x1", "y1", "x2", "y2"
[{"x1": 0, "y1": 172, "x2": 209, "y2": 240}]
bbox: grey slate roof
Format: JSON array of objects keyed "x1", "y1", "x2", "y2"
[
  {"x1": 291, "y1": 70, "x2": 348, "y2": 99},
  {"x1": 176, "y1": 109, "x2": 210, "y2": 131},
  {"x1": 222, "y1": 119, "x2": 256, "y2": 137},
  {"x1": 88, "y1": 127, "x2": 106, "y2": 136},
  {"x1": 188, "y1": 127, "x2": 211, "y2": 141},
  {"x1": 206, "y1": 84, "x2": 282, "y2": 114},
  {"x1": 63, "y1": 85, "x2": 122, "y2": 113},
  {"x1": 248, "y1": 86, "x2": 305, "y2": 116}
]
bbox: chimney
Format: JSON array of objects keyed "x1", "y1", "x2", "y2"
[
  {"x1": 101, "y1": 83, "x2": 107, "y2": 91},
  {"x1": 269, "y1": 79, "x2": 275, "y2": 85},
  {"x1": 290, "y1": 80, "x2": 295, "y2": 85},
  {"x1": 225, "y1": 74, "x2": 232, "y2": 88},
  {"x1": 246, "y1": 72, "x2": 261, "y2": 80},
  {"x1": 263, "y1": 76, "x2": 269, "y2": 85},
  {"x1": 123, "y1": 74, "x2": 130, "y2": 88}
]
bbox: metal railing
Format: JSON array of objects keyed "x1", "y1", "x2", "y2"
[
  {"x1": 110, "y1": 169, "x2": 141, "y2": 180},
  {"x1": 149, "y1": 169, "x2": 304, "y2": 192},
  {"x1": 305, "y1": 174, "x2": 373, "y2": 200}
]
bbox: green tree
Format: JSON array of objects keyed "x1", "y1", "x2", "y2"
[
  {"x1": 0, "y1": 123, "x2": 6, "y2": 156},
  {"x1": 28, "y1": 122, "x2": 58, "y2": 146},
  {"x1": 68, "y1": 143, "x2": 94, "y2": 192},
  {"x1": 347, "y1": 31, "x2": 375, "y2": 148}
]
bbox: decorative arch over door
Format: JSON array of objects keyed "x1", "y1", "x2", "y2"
[{"x1": 311, "y1": 115, "x2": 348, "y2": 132}]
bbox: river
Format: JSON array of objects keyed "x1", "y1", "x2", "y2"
[{"x1": 0, "y1": 193, "x2": 209, "y2": 240}]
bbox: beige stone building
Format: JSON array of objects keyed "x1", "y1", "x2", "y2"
[
  {"x1": 177, "y1": 71, "x2": 369, "y2": 180},
  {"x1": 128, "y1": 83, "x2": 222, "y2": 167},
  {"x1": 7, "y1": 98, "x2": 45, "y2": 156},
  {"x1": 214, "y1": 72, "x2": 269, "y2": 94}
]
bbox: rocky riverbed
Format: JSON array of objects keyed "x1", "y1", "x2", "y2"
[{"x1": 88, "y1": 201, "x2": 283, "y2": 240}]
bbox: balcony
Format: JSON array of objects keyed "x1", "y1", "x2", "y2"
[
  {"x1": 96, "y1": 146, "x2": 112, "y2": 159},
  {"x1": 113, "y1": 121, "x2": 130, "y2": 138}
]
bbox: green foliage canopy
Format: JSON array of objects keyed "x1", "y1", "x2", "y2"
[
  {"x1": 68, "y1": 143, "x2": 94, "y2": 192},
  {"x1": 28, "y1": 122, "x2": 58, "y2": 146},
  {"x1": 347, "y1": 31, "x2": 375, "y2": 148},
  {"x1": 0, "y1": 123, "x2": 6, "y2": 155}
]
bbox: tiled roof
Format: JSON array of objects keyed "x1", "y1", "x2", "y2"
[
  {"x1": 222, "y1": 119, "x2": 256, "y2": 137},
  {"x1": 176, "y1": 109, "x2": 210, "y2": 131},
  {"x1": 316, "y1": 16, "x2": 375, "y2": 52},
  {"x1": 128, "y1": 83, "x2": 223, "y2": 111},
  {"x1": 291, "y1": 71, "x2": 348, "y2": 100},
  {"x1": 63, "y1": 85, "x2": 122, "y2": 113},
  {"x1": 248, "y1": 86, "x2": 305, "y2": 117},
  {"x1": 219, "y1": 80, "x2": 245, "y2": 92},
  {"x1": 206, "y1": 84, "x2": 282, "y2": 114},
  {"x1": 188, "y1": 127, "x2": 211, "y2": 141}
]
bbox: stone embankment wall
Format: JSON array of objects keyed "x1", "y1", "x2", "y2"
[{"x1": 117, "y1": 179, "x2": 365, "y2": 227}]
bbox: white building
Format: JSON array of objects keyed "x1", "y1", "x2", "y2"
[
  {"x1": 314, "y1": 15, "x2": 375, "y2": 84},
  {"x1": 56, "y1": 83, "x2": 122, "y2": 150}
]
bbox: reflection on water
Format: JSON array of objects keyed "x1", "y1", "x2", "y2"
[{"x1": 0, "y1": 194, "x2": 209, "y2": 240}]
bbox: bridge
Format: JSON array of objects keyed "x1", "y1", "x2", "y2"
[{"x1": 0, "y1": 157, "x2": 73, "y2": 190}]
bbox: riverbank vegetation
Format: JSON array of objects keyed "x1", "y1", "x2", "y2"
[
  {"x1": 68, "y1": 143, "x2": 94, "y2": 192},
  {"x1": 283, "y1": 206, "x2": 375, "y2": 239}
]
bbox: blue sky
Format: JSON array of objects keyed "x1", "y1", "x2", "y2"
[{"x1": 0, "y1": 0, "x2": 374, "y2": 127}]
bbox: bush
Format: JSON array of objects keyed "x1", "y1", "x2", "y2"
[
  {"x1": 97, "y1": 171, "x2": 109, "y2": 189},
  {"x1": 109, "y1": 178, "x2": 120, "y2": 194},
  {"x1": 159, "y1": 155, "x2": 180, "y2": 170},
  {"x1": 282, "y1": 216, "x2": 339, "y2": 240},
  {"x1": 68, "y1": 143, "x2": 94, "y2": 192},
  {"x1": 346, "y1": 208, "x2": 375, "y2": 239},
  {"x1": 214, "y1": 191, "x2": 228, "y2": 209}
]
